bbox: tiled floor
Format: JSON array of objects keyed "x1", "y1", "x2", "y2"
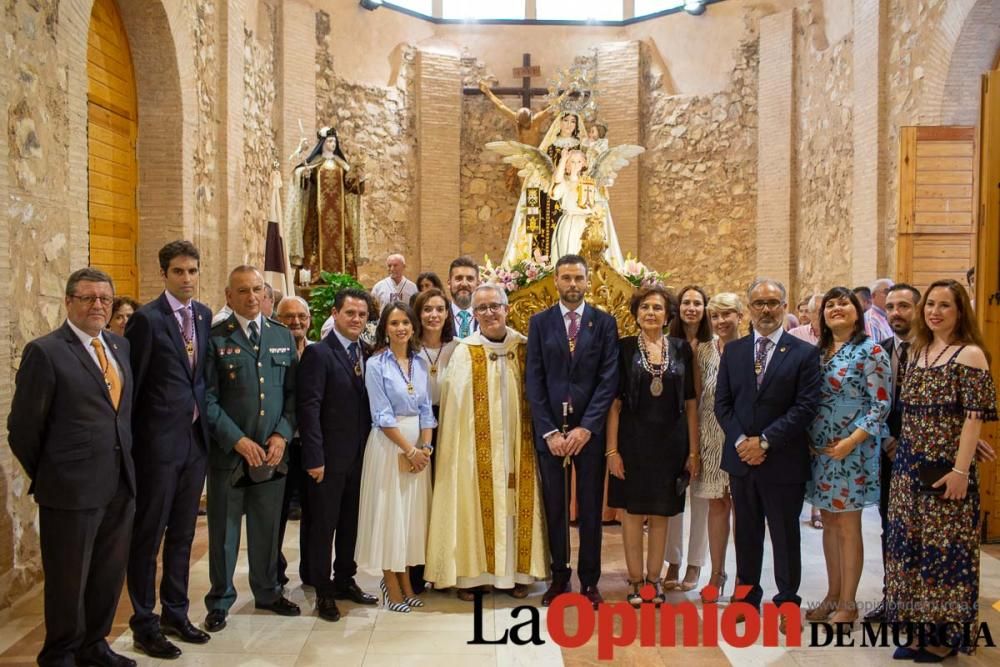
[{"x1": 2, "y1": 506, "x2": 999, "y2": 666}]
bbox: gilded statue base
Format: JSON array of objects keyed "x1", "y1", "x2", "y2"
[{"x1": 506, "y1": 211, "x2": 639, "y2": 337}]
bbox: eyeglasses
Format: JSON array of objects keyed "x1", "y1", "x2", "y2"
[
  {"x1": 749, "y1": 299, "x2": 784, "y2": 311},
  {"x1": 71, "y1": 295, "x2": 114, "y2": 307},
  {"x1": 473, "y1": 303, "x2": 506, "y2": 314},
  {"x1": 280, "y1": 314, "x2": 310, "y2": 321}
]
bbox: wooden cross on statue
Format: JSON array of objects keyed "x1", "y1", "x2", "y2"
[{"x1": 464, "y1": 53, "x2": 548, "y2": 108}]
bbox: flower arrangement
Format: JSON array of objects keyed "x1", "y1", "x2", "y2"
[
  {"x1": 620, "y1": 254, "x2": 669, "y2": 288},
  {"x1": 479, "y1": 253, "x2": 554, "y2": 293}
]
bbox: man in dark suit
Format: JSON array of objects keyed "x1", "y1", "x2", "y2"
[
  {"x1": 124, "y1": 241, "x2": 212, "y2": 658},
  {"x1": 448, "y1": 256, "x2": 479, "y2": 338},
  {"x1": 714, "y1": 277, "x2": 821, "y2": 622},
  {"x1": 8, "y1": 268, "x2": 137, "y2": 667},
  {"x1": 526, "y1": 254, "x2": 619, "y2": 608},
  {"x1": 297, "y1": 287, "x2": 378, "y2": 621},
  {"x1": 203, "y1": 266, "x2": 300, "y2": 632}
]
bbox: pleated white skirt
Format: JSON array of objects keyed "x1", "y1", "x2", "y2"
[{"x1": 355, "y1": 416, "x2": 431, "y2": 573}]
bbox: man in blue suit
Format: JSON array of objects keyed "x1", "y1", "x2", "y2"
[
  {"x1": 124, "y1": 241, "x2": 213, "y2": 658},
  {"x1": 526, "y1": 255, "x2": 619, "y2": 608},
  {"x1": 296, "y1": 288, "x2": 378, "y2": 621},
  {"x1": 714, "y1": 278, "x2": 821, "y2": 621}
]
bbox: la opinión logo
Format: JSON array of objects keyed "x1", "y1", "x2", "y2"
[{"x1": 468, "y1": 583, "x2": 801, "y2": 660}]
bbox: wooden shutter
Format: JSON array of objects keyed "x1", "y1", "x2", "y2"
[
  {"x1": 87, "y1": 0, "x2": 138, "y2": 298},
  {"x1": 896, "y1": 126, "x2": 976, "y2": 295},
  {"x1": 977, "y1": 71, "x2": 1000, "y2": 542}
]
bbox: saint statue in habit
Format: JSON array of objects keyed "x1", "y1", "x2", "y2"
[{"x1": 284, "y1": 126, "x2": 366, "y2": 281}]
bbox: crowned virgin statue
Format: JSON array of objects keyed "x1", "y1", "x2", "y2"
[
  {"x1": 284, "y1": 126, "x2": 366, "y2": 281},
  {"x1": 488, "y1": 126, "x2": 643, "y2": 270}
]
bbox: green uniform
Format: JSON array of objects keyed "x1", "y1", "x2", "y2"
[{"x1": 204, "y1": 314, "x2": 297, "y2": 611}]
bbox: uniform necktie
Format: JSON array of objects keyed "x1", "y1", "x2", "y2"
[
  {"x1": 754, "y1": 336, "x2": 771, "y2": 387},
  {"x1": 180, "y1": 305, "x2": 195, "y2": 369},
  {"x1": 248, "y1": 320, "x2": 260, "y2": 347},
  {"x1": 91, "y1": 338, "x2": 122, "y2": 410},
  {"x1": 567, "y1": 311, "x2": 580, "y2": 355},
  {"x1": 458, "y1": 310, "x2": 471, "y2": 338}
]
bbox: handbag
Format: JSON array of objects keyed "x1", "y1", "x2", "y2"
[
  {"x1": 676, "y1": 470, "x2": 691, "y2": 497},
  {"x1": 230, "y1": 459, "x2": 288, "y2": 488},
  {"x1": 918, "y1": 464, "x2": 976, "y2": 496}
]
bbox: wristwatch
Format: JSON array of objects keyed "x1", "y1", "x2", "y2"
[{"x1": 759, "y1": 437, "x2": 770, "y2": 451}]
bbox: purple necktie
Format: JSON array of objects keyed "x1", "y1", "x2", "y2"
[
  {"x1": 755, "y1": 336, "x2": 771, "y2": 387},
  {"x1": 567, "y1": 311, "x2": 580, "y2": 355},
  {"x1": 180, "y1": 306, "x2": 198, "y2": 423}
]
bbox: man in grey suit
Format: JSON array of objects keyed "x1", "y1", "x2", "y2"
[{"x1": 8, "y1": 267, "x2": 137, "y2": 667}]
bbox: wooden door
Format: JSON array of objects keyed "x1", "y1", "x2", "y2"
[
  {"x1": 977, "y1": 71, "x2": 1000, "y2": 541},
  {"x1": 87, "y1": 0, "x2": 138, "y2": 298},
  {"x1": 896, "y1": 126, "x2": 977, "y2": 295}
]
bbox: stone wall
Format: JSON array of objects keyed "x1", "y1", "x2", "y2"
[
  {"x1": 1, "y1": 0, "x2": 70, "y2": 609},
  {"x1": 883, "y1": 0, "x2": 950, "y2": 275},
  {"x1": 316, "y1": 11, "x2": 418, "y2": 286},
  {"x1": 794, "y1": 8, "x2": 853, "y2": 294},
  {"x1": 638, "y1": 20, "x2": 759, "y2": 296},
  {"x1": 241, "y1": 13, "x2": 278, "y2": 265}
]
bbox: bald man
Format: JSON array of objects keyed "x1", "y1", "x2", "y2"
[{"x1": 370, "y1": 254, "x2": 417, "y2": 311}]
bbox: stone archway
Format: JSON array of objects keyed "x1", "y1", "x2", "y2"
[
  {"x1": 62, "y1": 0, "x2": 196, "y2": 301},
  {"x1": 939, "y1": 0, "x2": 1000, "y2": 125}
]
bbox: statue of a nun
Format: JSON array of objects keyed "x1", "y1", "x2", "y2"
[{"x1": 284, "y1": 126, "x2": 366, "y2": 281}]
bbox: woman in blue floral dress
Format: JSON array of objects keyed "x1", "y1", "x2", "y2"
[
  {"x1": 887, "y1": 279, "x2": 997, "y2": 660},
  {"x1": 805, "y1": 287, "x2": 891, "y2": 624}
]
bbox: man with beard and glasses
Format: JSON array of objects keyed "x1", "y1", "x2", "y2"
[
  {"x1": 425, "y1": 283, "x2": 548, "y2": 600},
  {"x1": 526, "y1": 254, "x2": 619, "y2": 608},
  {"x1": 864, "y1": 283, "x2": 994, "y2": 623},
  {"x1": 448, "y1": 256, "x2": 480, "y2": 338},
  {"x1": 714, "y1": 277, "x2": 821, "y2": 634}
]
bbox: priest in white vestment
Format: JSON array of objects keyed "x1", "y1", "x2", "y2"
[{"x1": 425, "y1": 284, "x2": 549, "y2": 597}]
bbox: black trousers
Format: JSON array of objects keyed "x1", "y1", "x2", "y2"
[
  {"x1": 38, "y1": 468, "x2": 134, "y2": 667},
  {"x1": 277, "y1": 438, "x2": 306, "y2": 585},
  {"x1": 302, "y1": 456, "x2": 363, "y2": 597},
  {"x1": 729, "y1": 474, "x2": 805, "y2": 608},
  {"x1": 537, "y1": 438, "x2": 606, "y2": 588},
  {"x1": 877, "y1": 448, "x2": 892, "y2": 595},
  {"x1": 126, "y1": 427, "x2": 207, "y2": 636}
]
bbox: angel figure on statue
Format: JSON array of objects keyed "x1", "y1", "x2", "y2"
[
  {"x1": 487, "y1": 138, "x2": 643, "y2": 270},
  {"x1": 497, "y1": 111, "x2": 586, "y2": 265},
  {"x1": 284, "y1": 126, "x2": 366, "y2": 282}
]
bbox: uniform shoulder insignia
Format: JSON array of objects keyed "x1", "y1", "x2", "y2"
[
  {"x1": 211, "y1": 320, "x2": 233, "y2": 336},
  {"x1": 266, "y1": 316, "x2": 288, "y2": 329}
]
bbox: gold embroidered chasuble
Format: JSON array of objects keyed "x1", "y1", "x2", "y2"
[{"x1": 424, "y1": 329, "x2": 549, "y2": 588}]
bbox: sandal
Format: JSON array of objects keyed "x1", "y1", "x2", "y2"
[
  {"x1": 626, "y1": 579, "x2": 644, "y2": 608},
  {"x1": 677, "y1": 565, "x2": 701, "y2": 592},
  {"x1": 661, "y1": 563, "x2": 680, "y2": 591},
  {"x1": 701, "y1": 571, "x2": 728, "y2": 603},
  {"x1": 645, "y1": 578, "x2": 665, "y2": 606},
  {"x1": 805, "y1": 598, "x2": 838, "y2": 622},
  {"x1": 810, "y1": 512, "x2": 823, "y2": 529}
]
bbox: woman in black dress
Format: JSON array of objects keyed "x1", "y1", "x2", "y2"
[{"x1": 607, "y1": 285, "x2": 699, "y2": 607}]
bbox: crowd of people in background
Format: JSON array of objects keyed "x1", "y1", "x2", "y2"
[{"x1": 7, "y1": 241, "x2": 997, "y2": 666}]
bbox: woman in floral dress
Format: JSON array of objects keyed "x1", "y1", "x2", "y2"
[
  {"x1": 805, "y1": 287, "x2": 891, "y2": 624},
  {"x1": 887, "y1": 279, "x2": 997, "y2": 660}
]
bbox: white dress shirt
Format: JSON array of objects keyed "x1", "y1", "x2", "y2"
[
  {"x1": 558, "y1": 301, "x2": 586, "y2": 335},
  {"x1": 233, "y1": 312, "x2": 264, "y2": 342},
  {"x1": 69, "y1": 319, "x2": 123, "y2": 379}
]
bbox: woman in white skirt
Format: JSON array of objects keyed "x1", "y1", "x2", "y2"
[{"x1": 356, "y1": 302, "x2": 436, "y2": 613}]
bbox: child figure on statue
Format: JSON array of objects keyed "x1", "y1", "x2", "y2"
[{"x1": 550, "y1": 149, "x2": 625, "y2": 268}]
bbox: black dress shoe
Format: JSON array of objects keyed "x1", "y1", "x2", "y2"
[
  {"x1": 333, "y1": 581, "x2": 378, "y2": 605},
  {"x1": 77, "y1": 645, "x2": 138, "y2": 667},
  {"x1": 161, "y1": 618, "x2": 211, "y2": 644},
  {"x1": 204, "y1": 609, "x2": 227, "y2": 632},
  {"x1": 255, "y1": 595, "x2": 301, "y2": 616},
  {"x1": 864, "y1": 599, "x2": 886, "y2": 623},
  {"x1": 133, "y1": 630, "x2": 182, "y2": 659},
  {"x1": 317, "y1": 596, "x2": 342, "y2": 622},
  {"x1": 541, "y1": 578, "x2": 571, "y2": 607},
  {"x1": 581, "y1": 585, "x2": 604, "y2": 609}
]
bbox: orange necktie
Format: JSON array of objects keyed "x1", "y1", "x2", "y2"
[{"x1": 91, "y1": 338, "x2": 122, "y2": 410}]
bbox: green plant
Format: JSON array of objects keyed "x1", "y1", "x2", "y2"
[{"x1": 307, "y1": 271, "x2": 364, "y2": 340}]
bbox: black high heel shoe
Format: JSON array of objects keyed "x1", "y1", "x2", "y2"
[{"x1": 701, "y1": 571, "x2": 728, "y2": 603}]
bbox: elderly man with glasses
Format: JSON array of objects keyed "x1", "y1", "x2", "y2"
[{"x1": 425, "y1": 283, "x2": 549, "y2": 601}]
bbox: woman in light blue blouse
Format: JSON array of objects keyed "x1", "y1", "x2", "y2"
[{"x1": 355, "y1": 302, "x2": 437, "y2": 613}]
